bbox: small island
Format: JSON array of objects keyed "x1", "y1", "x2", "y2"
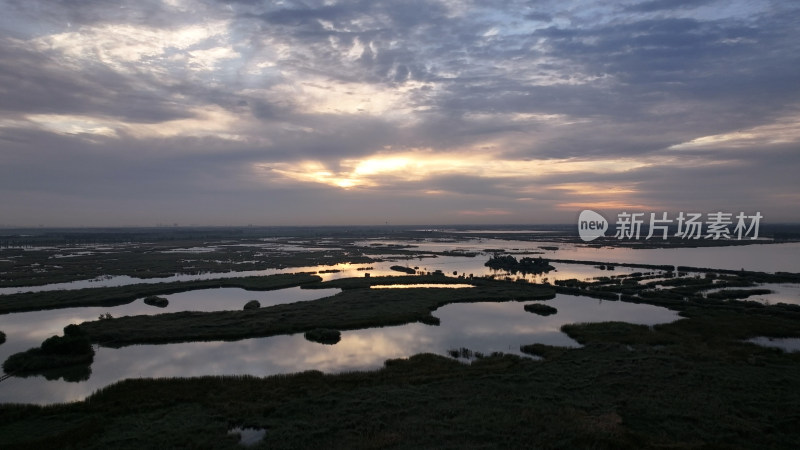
[
  {"x1": 2, "y1": 324, "x2": 94, "y2": 375},
  {"x1": 485, "y1": 255, "x2": 555, "y2": 274},
  {"x1": 243, "y1": 300, "x2": 261, "y2": 310},
  {"x1": 304, "y1": 328, "x2": 341, "y2": 345},
  {"x1": 143, "y1": 296, "x2": 169, "y2": 308},
  {"x1": 390, "y1": 265, "x2": 417, "y2": 274},
  {"x1": 523, "y1": 303, "x2": 558, "y2": 316}
]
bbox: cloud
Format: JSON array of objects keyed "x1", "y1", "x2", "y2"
[
  {"x1": 624, "y1": 0, "x2": 715, "y2": 13},
  {"x1": 0, "y1": 0, "x2": 798, "y2": 225}
]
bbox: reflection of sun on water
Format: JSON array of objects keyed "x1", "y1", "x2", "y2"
[{"x1": 371, "y1": 284, "x2": 474, "y2": 289}]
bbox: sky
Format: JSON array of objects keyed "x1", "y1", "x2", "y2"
[{"x1": 1, "y1": 0, "x2": 798, "y2": 227}]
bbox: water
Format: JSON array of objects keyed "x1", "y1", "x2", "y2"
[
  {"x1": 1, "y1": 236, "x2": 797, "y2": 405},
  {"x1": 0, "y1": 287, "x2": 341, "y2": 369},
  {"x1": 228, "y1": 427, "x2": 266, "y2": 446},
  {"x1": 753, "y1": 283, "x2": 800, "y2": 306},
  {"x1": 546, "y1": 242, "x2": 800, "y2": 273},
  {"x1": 747, "y1": 337, "x2": 800, "y2": 353},
  {"x1": 0, "y1": 294, "x2": 678, "y2": 404},
  {"x1": 699, "y1": 282, "x2": 800, "y2": 306}
]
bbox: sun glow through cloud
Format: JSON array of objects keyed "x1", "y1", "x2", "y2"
[{"x1": 260, "y1": 152, "x2": 656, "y2": 190}]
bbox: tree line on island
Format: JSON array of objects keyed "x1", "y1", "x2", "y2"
[{"x1": 484, "y1": 254, "x2": 555, "y2": 275}]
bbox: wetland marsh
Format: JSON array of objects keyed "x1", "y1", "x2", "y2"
[{"x1": 1, "y1": 226, "x2": 800, "y2": 448}]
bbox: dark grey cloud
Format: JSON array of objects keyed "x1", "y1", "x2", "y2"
[
  {"x1": 625, "y1": 0, "x2": 716, "y2": 13},
  {"x1": 0, "y1": 39, "x2": 194, "y2": 122},
  {"x1": 525, "y1": 12, "x2": 553, "y2": 22},
  {"x1": 4, "y1": 0, "x2": 205, "y2": 30}
]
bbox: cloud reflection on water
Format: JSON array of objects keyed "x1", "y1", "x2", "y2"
[{"x1": 0, "y1": 294, "x2": 678, "y2": 404}]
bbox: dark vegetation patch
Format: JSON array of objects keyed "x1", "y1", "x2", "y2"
[
  {"x1": 3, "y1": 324, "x2": 94, "y2": 378},
  {"x1": 304, "y1": 328, "x2": 341, "y2": 345},
  {"x1": 447, "y1": 347, "x2": 488, "y2": 359},
  {"x1": 142, "y1": 296, "x2": 168, "y2": 308},
  {"x1": 519, "y1": 343, "x2": 570, "y2": 359},
  {"x1": 309, "y1": 274, "x2": 472, "y2": 289},
  {"x1": 432, "y1": 250, "x2": 479, "y2": 257},
  {"x1": 706, "y1": 288, "x2": 773, "y2": 300},
  {"x1": 389, "y1": 265, "x2": 417, "y2": 274},
  {"x1": 524, "y1": 303, "x2": 558, "y2": 316},
  {"x1": 0, "y1": 330, "x2": 5, "y2": 345},
  {"x1": 550, "y1": 258, "x2": 674, "y2": 271},
  {"x1": 485, "y1": 255, "x2": 555, "y2": 274},
  {"x1": 243, "y1": 300, "x2": 260, "y2": 310},
  {"x1": 0, "y1": 230, "x2": 381, "y2": 288}
]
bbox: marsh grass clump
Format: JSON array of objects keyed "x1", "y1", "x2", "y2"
[
  {"x1": 0, "y1": 330, "x2": 5, "y2": 345},
  {"x1": 243, "y1": 300, "x2": 261, "y2": 310},
  {"x1": 304, "y1": 328, "x2": 341, "y2": 345},
  {"x1": 524, "y1": 303, "x2": 558, "y2": 316},
  {"x1": 3, "y1": 324, "x2": 94, "y2": 375},
  {"x1": 519, "y1": 343, "x2": 568, "y2": 359},
  {"x1": 447, "y1": 347, "x2": 474, "y2": 359},
  {"x1": 390, "y1": 265, "x2": 417, "y2": 274},
  {"x1": 143, "y1": 295, "x2": 169, "y2": 308},
  {"x1": 706, "y1": 289, "x2": 772, "y2": 300},
  {"x1": 419, "y1": 315, "x2": 441, "y2": 326}
]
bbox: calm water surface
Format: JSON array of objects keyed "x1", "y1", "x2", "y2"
[
  {"x1": 747, "y1": 337, "x2": 800, "y2": 353},
  {"x1": 0, "y1": 287, "x2": 340, "y2": 370},
  {"x1": 0, "y1": 294, "x2": 677, "y2": 404}
]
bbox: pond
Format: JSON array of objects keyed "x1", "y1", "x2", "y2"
[{"x1": 0, "y1": 294, "x2": 678, "y2": 404}]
